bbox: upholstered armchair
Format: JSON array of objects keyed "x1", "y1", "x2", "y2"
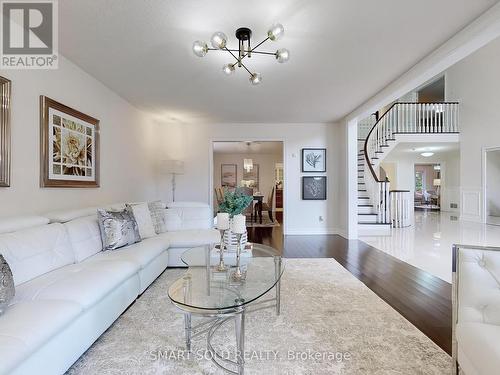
[{"x1": 452, "y1": 244, "x2": 500, "y2": 374}]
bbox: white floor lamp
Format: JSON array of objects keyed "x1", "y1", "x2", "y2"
[{"x1": 160, "y1": 160, "x2": 184, "y2": 202}]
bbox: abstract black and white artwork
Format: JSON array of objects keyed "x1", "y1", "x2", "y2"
[
  {"x1": 302, "y1": 148, "x2": 326, "y2": 172},
  {"x1": 302, "y1": 176, "x2": 327, "y2": 200}
]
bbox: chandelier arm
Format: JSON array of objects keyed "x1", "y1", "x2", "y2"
[
  {"x1": 248, "y1": 51, "x2": 276, "y2": 56},
  {"x1": 208, "y1": 48, "x2": 241, "y2": 52},
  {"x1": 209, "y1": 48, "x2": 275, "y2": 56},
  {"x1": 238, "y1": 61, "x2": 253, "y2": 76},
  {"x1": 230, "y1": 37, "x2": 270, "y2": 68},
  {"x1": 250, "y1": 37, "x2": 270, "y2": 52},
  {"x1": 224, "y1": 47, "x2": 253, "y2": 76},
  {"x1": 225, "y1": 47, "x2": 242, "y2": 63}
]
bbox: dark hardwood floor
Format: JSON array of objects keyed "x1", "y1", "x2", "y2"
[{"x1": 247, "y1": 219, "x2": 452, "y2": 355}]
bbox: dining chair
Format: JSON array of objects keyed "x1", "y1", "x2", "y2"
[
  {"x1": 238, "y1": 187, "x2": 254, "y2": 222},
  {"x1": 215, "y1": 187, "x2": 224, "y2": 206},
  {"x1": 261, "y1": 186, "x2": 275, "y2": 222}
]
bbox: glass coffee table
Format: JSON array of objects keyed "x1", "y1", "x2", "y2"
[{"x1": 168, "y1": 243, "x2": 284, "y2": 375}]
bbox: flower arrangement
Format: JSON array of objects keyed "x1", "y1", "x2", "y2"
[{"x1": 218, "y1": 188, "x2": 253, "y2": 217}]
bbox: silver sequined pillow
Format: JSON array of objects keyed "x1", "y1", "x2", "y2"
[
  {"x1": 148, "y1": 201, "x2": 167, "y2": 234},
  {"x1": 0, "y1": 254, "x2": 15, "y2": 316},
  {"x1": 97, "y1": 208, "x2": 141, "y2": 250}
]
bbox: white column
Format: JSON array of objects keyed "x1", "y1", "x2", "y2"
[{"x1": 347, "y1": 118, "x2": 359, "y2": 239}]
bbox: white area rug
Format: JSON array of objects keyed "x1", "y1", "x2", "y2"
[{"x1": 67, "y1": 259, "x2": 450, "y2": 374}]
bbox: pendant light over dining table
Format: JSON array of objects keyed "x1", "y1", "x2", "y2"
[{"x1": 192, "y1": 23, "x2": 289, "y2": 85}]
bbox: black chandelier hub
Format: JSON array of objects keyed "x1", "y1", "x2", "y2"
[{"x1": 235, "y1": 27, "x2": 252, "y2": 41}]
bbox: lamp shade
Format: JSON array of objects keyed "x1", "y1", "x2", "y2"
[
  {"x1": 433, "y1": 179, "x2": 441, "y2": 187},
  {"x1": 160, "y1": 160, "x2": 184, "y2": 175}
]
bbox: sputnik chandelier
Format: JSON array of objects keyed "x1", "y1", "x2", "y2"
[{"x1": 192, "y1": 23, "x2": 289, "y2": 85}]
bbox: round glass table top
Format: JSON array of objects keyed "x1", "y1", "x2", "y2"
[{"x1": 168, "y1": 243, "x2": 284, "y2": 312}]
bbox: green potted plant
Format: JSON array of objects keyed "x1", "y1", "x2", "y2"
[{"x1": 218, "y1": 188, "x2": 253, "y2": 251}]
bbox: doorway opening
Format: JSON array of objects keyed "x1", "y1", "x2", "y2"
[
  {"x1": 414, "y1": 164, "x2": 441, "y2": 211},
  {"x1": 212, "y1": 141, "x2": 284, "y2": 246}
]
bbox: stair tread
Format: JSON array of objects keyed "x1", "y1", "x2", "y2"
[
  {"x1": 358, "y1": 204, "x2": 373, "y2": 207},
  {"x1": 358, "y1": 213, "x2": 378, "y2": 215}
]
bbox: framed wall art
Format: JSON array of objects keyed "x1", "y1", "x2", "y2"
[
  {"x1": 221, "y1": 164, "x2": 237, "y2": 188},
  {"x1": 302, "y1": 148, "x2": 326, "y2": 173},
  {"x1": 40, "y1": 96, "x2": 100, "y2": 187},
  {"x1": 302, "y1": 176, "x2": 327, "y2": 200},
  {"x1": 0, "y1": 76, "x2": 11, "y2": 187}
]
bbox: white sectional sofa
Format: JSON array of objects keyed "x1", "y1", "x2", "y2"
[
  {"x1": 453, "y1": 244, "x2": 500, "y2": 375},
  {"x1": 0, "y1": 202, "x2": 219, "y2": 375}
]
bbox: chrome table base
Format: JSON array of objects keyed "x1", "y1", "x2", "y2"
[
  {"x1": 180, "y1": 260, "x2": 281, "y2": 374},
  {"x1": 181, "y1": 292, "x2": 280, "y2": 375},
  {"x1": 170, "y1": 245, "x2": 283, "y2": 375}
]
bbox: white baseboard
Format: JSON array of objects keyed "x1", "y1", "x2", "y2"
[
  {"x1": 285, "y1": 227, "x2": 345, "y2": 236},
  {"x1": 460, "y1": 214, "x2": 482, "y2": 223}
]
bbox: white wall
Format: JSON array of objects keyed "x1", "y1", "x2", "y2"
[
  {"x1": 213, "y1": 151, "x2": 283, "y2": 209},
  {"x1": 382, "y1": 149, "x2": 460, "y2": 218},
  {"x1": 156, "y1": 122, "x2": 342, "y2": 235},
  {"x1": 0, "y1": 56, "x2": 159, "y2": 217},
  {"x1": 446, "y1": 36, "x2": 500, "y2": 221}
]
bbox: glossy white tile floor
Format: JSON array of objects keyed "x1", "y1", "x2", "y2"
[{"x1": 360, "y1": 210, "x2": 500, "y2": 283}]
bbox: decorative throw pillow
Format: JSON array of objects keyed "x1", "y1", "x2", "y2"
[
  {"x1": 164, "y1": 208, "x2": 183, "y2": 231},
  {"x1": 126, "y1": 203, "x2": 156, "y2": 239},
  {"x1": 148, "y1": 201, "x2": 168, "y2": 234},
  {"x1": 0, "y1": 254, "x2": 15, "y2": 316},
  {"x1": 97, "y1": 208, "x2": 141, "y2": 250}
]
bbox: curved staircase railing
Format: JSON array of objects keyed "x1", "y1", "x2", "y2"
[{"x1": 362, "y1": 102, "x2": 459, "y2": 225}]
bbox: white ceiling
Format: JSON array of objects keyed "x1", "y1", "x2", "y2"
[
  {"x1": 213, "y1": 141, "x2": 283, "y2": 154},
  {"x1": 386, "y1": 142, "x2": 460, "y2": 159},
  {"x1": 59, "y1": 0, "x2": 498, "y2": 123}
]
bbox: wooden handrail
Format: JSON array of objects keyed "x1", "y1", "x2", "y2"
[{"x1": 363, "y1": 103, "x2": 398, "y2": 183}]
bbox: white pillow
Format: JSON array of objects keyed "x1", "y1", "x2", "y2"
[
  {"x1": 164, "y1": 209, "x2": 182, "y2": 231},
  {"x1": 148, "y1": 201, "x2": 168, "y2": 234},
  {"x1": 127, "y1": 203, "x2": 156, "y2": 239}
]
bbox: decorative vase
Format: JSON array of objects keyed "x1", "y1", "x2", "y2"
[
  {"x1": 223, "y1": 218, "x2": 248, "y2": 252},
  {"x1": 0, "y1": 255, "x2": 15, "y2": 315}
]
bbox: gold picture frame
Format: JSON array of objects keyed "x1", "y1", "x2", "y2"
[
  {"x1": 0, "y1": 76, "x2": 11, "y2": 187},
  {"x1": 40, "y1": 96, "x2": 100, "y2": 188}
]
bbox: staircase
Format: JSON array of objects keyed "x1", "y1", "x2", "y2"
[{"x1": 358, "y1": 102, "x2": 460, "y2": 236}]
